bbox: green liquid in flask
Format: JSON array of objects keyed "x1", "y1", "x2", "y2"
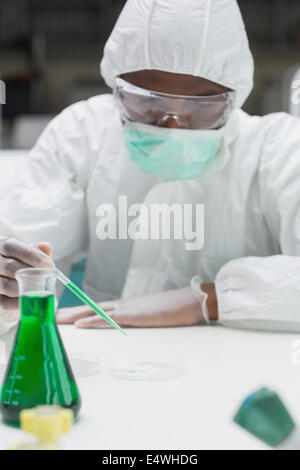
[{"x1": 0, "y1": 291, "x2": 81, "y2": 425}]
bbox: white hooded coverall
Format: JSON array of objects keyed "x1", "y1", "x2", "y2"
[{"x1": 1, "y1": 0, "x2": 300, "y2": 332}]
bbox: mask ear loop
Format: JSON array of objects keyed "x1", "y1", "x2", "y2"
[{"x1": 190, "y1": 276, "x2": 210, "y2": 324}]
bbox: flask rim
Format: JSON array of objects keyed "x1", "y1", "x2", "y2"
[{"x1": 16, "y1": 267, "x2": 57, "y2": 280}]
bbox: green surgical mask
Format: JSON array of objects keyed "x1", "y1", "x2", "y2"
[{"x1": 123, "y1": 121, "x2": 225, "y2": 181}]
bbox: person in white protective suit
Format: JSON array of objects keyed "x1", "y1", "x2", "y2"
[{"x1": 0, "y1": 0, "x2": 300, "y2": 334}]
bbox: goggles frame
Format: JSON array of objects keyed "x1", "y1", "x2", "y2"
[{"x1": 114, "y1": 77, "x2": 236, "y2": 130}]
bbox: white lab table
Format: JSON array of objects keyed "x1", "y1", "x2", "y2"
[{"x1": 0, "y1": 324, "x2": 300, "y2": 450}]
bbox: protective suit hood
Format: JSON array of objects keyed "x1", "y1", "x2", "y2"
[{"x1": 101, "y1": 0, "x2": 254, "y2": 108}]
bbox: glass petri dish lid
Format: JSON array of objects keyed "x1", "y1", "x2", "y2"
[
  {"x1": 106, "y1": 351, "x2": 184, "y2": 382},
  {"x1": 69, "y1": 354, "x2": 101, "y2": 378}
]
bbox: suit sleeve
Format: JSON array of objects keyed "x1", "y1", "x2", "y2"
[{"x1": 215, "y1": 113, "x2": 300, "y2": 331}]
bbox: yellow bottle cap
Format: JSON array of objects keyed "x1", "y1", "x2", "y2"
[{"x1": 20, "y1": 406, "x2": 74, "y2": 441}]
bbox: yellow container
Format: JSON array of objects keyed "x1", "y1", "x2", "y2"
[{"x1": 8, "y1": 405, "x2": 73, "y2": 450}]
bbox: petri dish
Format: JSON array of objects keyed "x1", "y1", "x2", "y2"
[
  {"x1": 106, "y1": 351, "x2": 184, "y2": 382},
  {"x1": 0, "y1": 358, "x2": 100, "y2": 380},
  {"x1": 69, "y1": 354, "x2": 101, "y2": 378}
]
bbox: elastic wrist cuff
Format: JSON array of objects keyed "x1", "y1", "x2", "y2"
[{"x1": 190, "y1": 276, "x2": 210, "y2": 324}]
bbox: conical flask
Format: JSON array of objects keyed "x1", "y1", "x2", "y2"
[{"x1": 0, "y1": 268, "x2": 81, "y2": 425}]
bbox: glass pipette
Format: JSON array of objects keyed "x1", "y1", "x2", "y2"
[{"x1": 55, "y1": 269, "x2": 127, "y2": 337}]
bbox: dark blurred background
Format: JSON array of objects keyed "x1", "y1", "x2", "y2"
[{"x1": 0, "y1": 0, "x2": 300, "y2": 148}]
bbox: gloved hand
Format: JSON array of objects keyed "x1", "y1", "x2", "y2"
[
  {"x1": 0, "y1": 239, "x2": 53, "y2": 322},
  {"x1": 56, "y1": 286, "x2": 209, "y2": 328}
]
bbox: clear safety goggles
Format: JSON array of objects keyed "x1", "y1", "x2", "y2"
[{"x1": 114, "y1": 77, "x2": 236, "y2": 130}]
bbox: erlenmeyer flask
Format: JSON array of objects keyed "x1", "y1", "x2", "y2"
[{"x1": 0, "y1": 268, "x2": 81, "y2": 425}]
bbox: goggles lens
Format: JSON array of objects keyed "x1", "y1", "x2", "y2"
[{"x1": 114, "y1": 77, "x2": 236, "y2": 130}]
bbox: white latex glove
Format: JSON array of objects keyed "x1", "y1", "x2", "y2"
[
  {"x1": 56, "y1": 287, "x2": 206, "y2": 329},
  {"x1": 0, "y1": 238, "x2": 52, "y2": 322}
]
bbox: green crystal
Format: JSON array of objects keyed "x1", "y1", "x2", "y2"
[{"x1": 234, "y1": 388, "x2": 294, "y2": 447}]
